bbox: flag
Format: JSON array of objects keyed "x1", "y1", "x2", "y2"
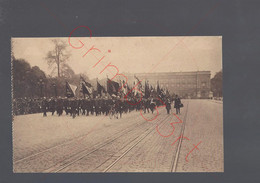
[
  {"x1": 151, "y1": 85, "x2": 158, "y2": 98},
  {"x1": 157, "y1": 81, "x2": 160, "y2": 94},
  {"x1": 134, "y1": 75, "x2": 142, "y2": 88},
  {"x1": 145, "y1": 80, "x2": 150, "y2": 98},
  {"x1": 125, "y1": 83, "x2": 132, "y2": 98},
  {"x1": 97, "y1": 81, "x2": 106, "y2": 95},
  {"x1": 166, "y1": 88, "x2": 170, "y2": 97},
  {"x1": 107, "y1": 79, "x2": 119, "y2": 95},
  {"x1": 161, "y1": 88, "x2": 166, "y2": 97},
  {"x1": 121, "y1": 80, "x2": 128, "y2": 95},
  {"x1": 133, "y1": 81, "x2": 137, "y2": 96},
  {"x1": 127, "y1": 84, "x2": 131, "y2": 92},
  {"x1": 150, "y1": 85, "x2": 153, "y2": 92},
  {"x1": 80, "y1": 76, "x2": 93, "y2": 96},
  {"x1": 66, "y1": 81, "x2": 77, "y2": 98},
  {"x1": 134, "y1": 75, "x2": 145, "y2": 97}
]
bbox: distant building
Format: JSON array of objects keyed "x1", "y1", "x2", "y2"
[{"x1": 123, "y1": 71, "x2": 211, "y2": 99}]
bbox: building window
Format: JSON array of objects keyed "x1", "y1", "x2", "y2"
[{"x1": 201, "y1": 82, "x2": 206, "y2": 88}]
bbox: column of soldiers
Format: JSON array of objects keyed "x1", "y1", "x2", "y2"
[
  {"x1": 13, "y1": 95, "x2": 172, "y2": 118},
  {"x1": 13, "y1": 98, "x2": 43, "y2": 115}
]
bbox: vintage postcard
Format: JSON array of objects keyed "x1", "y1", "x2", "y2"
[{"x1": 12, "y1": 36, "x2": 223, "y2": 172}]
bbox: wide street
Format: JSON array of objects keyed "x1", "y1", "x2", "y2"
[{"x1": 13, "y1": 99, "x2": 223, "y2": 172}]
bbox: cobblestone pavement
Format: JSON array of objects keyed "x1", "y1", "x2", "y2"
[
  {"x1": 176, "y1": 100, "x2": 223, "y2": 172},
  {"x1": 13, "y1": 99, "x2": 223, "y2": 172}
]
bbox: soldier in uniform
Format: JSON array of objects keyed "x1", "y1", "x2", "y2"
[
  {"x1": 34, "y1": 98, "x2": 41, "y2": 113},
  {"x1": 118, "y1": 98, "x2": 125, "y2": 118},
  {"x1": 71, "y1": 98, "x2": 77, "y2": 118},
  {"x1": 129, "y1": 98, "x2": 135, "y2": 112},
  {"x1": 85, "y1": 97, "x2": 91, "y2": 116},
  {"x1": 81, "y1": 98, "x2": 87, "y2": 115},
  {"x1": 140, "y1": 98, "x2": 146, "y2": 113},
  {"x1": 56, "y1": 97, "x2": 63, "y2": 116},
  {"x1": 76, "y1": 98, "x2": 80, "y2": 116},
  {"x1": 23, "y1": 97, "x2": 29, "y2": 114},
  {"x1": 68, "y1": 98, "x2": 73, "y2": 116},
  {"x1": 63, "y1": 97, "x2": 69, "y2": 115},
  {"x1": 90, "y1": 98, "x2": 95, "y2": 115},
  {"x1": 13, "y1": 99, "x2": 18, "y2": 115},
  {"x1": 123, "y1": 98, "x2": 128, "y2": 113},
  {"x1": 18, "y1": 98, "x2": 24, "y2": 115},
  {"x1": 48, "y1": 98, "x2": 56, "y2": 115},
  {"x1": 145, "y1": 98, "x2": 150, "y2": 113},
  {"x1": 95, "y1": 96, "x2": 102, "y2": 116},
  {"x1": 114, "y1": 96, "x2": 121, "y2": 119},
  {"x1": 42, "y1": 97, "x2": 48, "y2": 117},
  {"x1": 150, "y1": 97, "x2": 156, "y2": 114},
  {"x1": 174, "y1": 95, "x2": 182, "y2": 115},
  {"x1": 166, "y1": 98, "x2": 171, "y2": 114},
  {"x1": 106, "y1": 98, "x2": 113, "y2": 116},
  {"x1": 23, "y1": 98, "x2": 28, "y2": 114},
  {"x1": 101, "y1": 97, "x2": 107, "y2": 115}
]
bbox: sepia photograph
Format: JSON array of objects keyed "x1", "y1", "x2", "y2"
[{"x1": 11, "y1": 36, "x2": 223, "y2": 173}]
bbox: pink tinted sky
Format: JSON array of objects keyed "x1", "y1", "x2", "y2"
[{"x1": 12, "y1": 36, "x2": 222, "y2": 79}]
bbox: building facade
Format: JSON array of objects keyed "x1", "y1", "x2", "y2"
[{"x1": 124, "y1": 71, "x2": 211, "y2": 99}]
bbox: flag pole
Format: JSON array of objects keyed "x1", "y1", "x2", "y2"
[{"x1": 81, "y1": 76, "x2": 85, "y2": 99}]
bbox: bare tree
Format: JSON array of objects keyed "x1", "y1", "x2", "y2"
[{"x1": 45, "y1": 39, "x2": 70, "y2": 78}]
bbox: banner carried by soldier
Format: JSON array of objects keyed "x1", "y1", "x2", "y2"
[
  {"x1": 107, "y1": 79, "x2": 119, "y2": 96},
  {"x1": 65, "y1": 81, "x2": 77, "y2": 98},
  {"x1": 144, "y1": 80, "x2": 151, "y2": 99},
  {"x1": 80, "y1": 76, "x2": 93, "y2": 96},
  {"x1": 134, "y1": 75, "x2": 144, "y2": 97},
  {"x1": 97, "y1": 81, "x2": 106, "y2": 96},
  {"x1": 122, "y1": 80, "x2": 128, "y2": 95}
]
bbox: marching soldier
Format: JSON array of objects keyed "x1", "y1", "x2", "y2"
[
  {"x1": 85, "y1": 97, "x2": 91, "y2": 116},
  {"x1": 13, "y1": 99, "x2": 18, "y2": 115},
  {"x1": 42, "y1": 97, "x2": 48, "y2": 117},
  {"x1": 101, "y1": 97, "x2": 108, "y2": 115},
  {"x1": 118, "y1": 98, "x2": 124, "y2": 118},
  {"x1": 63, "y1": 97, "x2": 70, "y2": 115},
  {"x1": 71, "y1": 98, "x2": 77, "y2": 118},
  {"x1": 174, "y1": 95, "x2": 182, "y2": 115},
  {"x1": 56, "y1": 97, "x2": 63, "y2": 116},
  {"x1": 76, "y1": 98, "x2": 80, "y2": 116},
  {"x1": 81, "y1": 98, "x2": 87, "y2": 115},
  {"x1": 90, "y1": 98, "x2": 95, "y2": 115},
  {"x1": 144, "y1": 98, "x2": 150, "y2": 113},
  {"x1": 166, "y1": 98, "x2": 171, "y2": 114},
  {"x1": 95, "y1": 97, "x2": 102, "y2": 116},
  {"x1": 49, "y1": 98, "x2": 56, "y2": 115},
  {"x1": 150, "y1": 97, "x2": 156, "y2": 114}
]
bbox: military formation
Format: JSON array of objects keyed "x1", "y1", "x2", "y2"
[{"x1": 13, "y1": 95, "x2": 174, "y2": 119}]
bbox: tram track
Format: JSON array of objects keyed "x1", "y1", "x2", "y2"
[
  {"x1": 170, "y1": 101, "x2": 189, "y2": 172},
  {"x1": 52, "y1": 114, "x2": 172, "y2": 172},
  {"x1": 14, "y1": 112, "x2": 157, "y2": 172},
  {"x1": 101, "y1": 114, "x2": 173, "y2": 172}
]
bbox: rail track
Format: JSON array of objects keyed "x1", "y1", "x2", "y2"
[
  {"x1": 170, "y1": 101, "x2": 189, "y2": 172},
  {"x1": 14, "y1": 112, "x2": 156, "y2": 171},
  {"x1": 14, "y1": 104, "x2": 189, "y2": 173},
  {"x1": 102, "y1": 114, "x2": 173, "y2": 172},
  {"x1": 51, "y1": 114, "x2": 172, "y2": 172}
]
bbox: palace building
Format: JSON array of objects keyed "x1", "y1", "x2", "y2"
[{"x1": 124, "y1": 71, "x2": 211, "y2": 99}]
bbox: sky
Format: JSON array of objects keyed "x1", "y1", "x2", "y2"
[{"x1": 12, "y1": 36, "x2": 222, "y2": 79}]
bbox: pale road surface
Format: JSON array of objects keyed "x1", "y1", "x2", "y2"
[{"x1": 13, "y1": 99, "x2": 223, "y2": 173}]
